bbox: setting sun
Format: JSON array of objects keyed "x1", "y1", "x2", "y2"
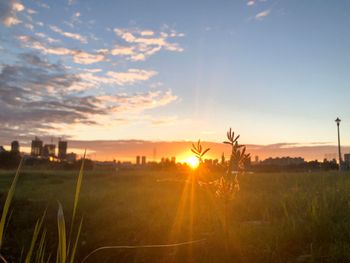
[{"x1": 184, "y1": 156, "x2": 200, "y2": 169}]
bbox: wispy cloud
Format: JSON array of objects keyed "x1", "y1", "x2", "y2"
[
  {"x1": 50, "y1": 25, "x2": 87, "y2": 43},
  {"x1": 35, "y1": 32, "x2": 61, "y2": 43},
  {"x1": 255, "y1": 9, "x2": 271, "y2": 20},
  {"x1": 0, "y1": 53, "x2": 177, "y2": 138},
  {"x1": 17, "y1": 35, "x2": 104, "y2": 64},
  {"x1": 247, "y1": 1, "x2": 255, "y2": 6},
  {"x1": 0, "y1": 0, "x2": 25, "y2": 26},
  {"x1": 112, "y1": 27, "x2": 184, "y2": 61},
  {"x1": 106, "y1": 69, "x2": 157, "y2": 85}
]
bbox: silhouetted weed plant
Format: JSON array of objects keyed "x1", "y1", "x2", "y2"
[
  {"x1": 191, "y1": 128, "x2": 250, "y2": 236},
  {"x1": 191, "y1": 140, "x2": 210, "y2": 165}
]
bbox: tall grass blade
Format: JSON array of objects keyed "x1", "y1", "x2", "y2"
[
  {"x1": 68, "y1": 150, "x2": 85, "y2": 256},
  {"x1": 69, "y1": 217, "x2": 83, "y2": 263},
  {"x1": 0, "y1": 158, "x2": 23, "y2": 249},
  {"x1": 34, "y1": 228, "x2": 46, "y2": 263},
  {"x1": 25, "y1": 210, "x2": 46, "y2": 263},
  {"x1": 57, "y1": 202, "x2": 67, "y2": 263}
]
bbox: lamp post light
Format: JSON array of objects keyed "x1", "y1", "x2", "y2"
[{"x1": 335, "y1": 117, "x2": 342, "y2": 171}]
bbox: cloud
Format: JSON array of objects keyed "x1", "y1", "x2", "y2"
[
  {"x1": 0, "y1": 53, "x2": 177, "y2": 139},
  {"x1": 247, "y1": 1, "x2": 255, "y2": 6},
  {"x1": 35, "y1": 32, "x2": 61, "y2": 43},
  {"x1": 255, "y1": 9, "x2": 270, "y2": 20},
  {"x1": 97, "y1": 90, "x2": 177, "y2": 113},
  {"x1": 106, "y1": 69, "x2": 157, "y2": 85},
  {"x1": 17, "y1": 35, "x2": 105, "y2": 64},
  {"x1": 50, "y1": 25, "x2": 87, "y2": 43},
  {"x1": 0, "y1": 0, "x2": 25, "y2": 26},
  {"x1": 26, "y1": 8, "x2": 37, "y2": 15},
  {"x1": 24, "y1": 23, "x2": 33, "y2": 30},
  {"x1": 112, "y1": 27, "x2": 184, "y2": 61},
  {"x1": 109, "y1": 45, "x2": 134, "y2": 56}
]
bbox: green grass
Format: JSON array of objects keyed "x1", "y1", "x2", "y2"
[{"x1": 1, "y1": 169, "x2": 350, "y2": 262}]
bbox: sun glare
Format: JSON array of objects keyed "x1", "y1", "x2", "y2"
[{"x1": 185, "y1": 156, "x2": 199, "y2": 169}]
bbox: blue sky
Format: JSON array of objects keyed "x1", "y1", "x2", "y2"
[{"x1": 1, "y1": 0, "x2": 350, "y2": 146}]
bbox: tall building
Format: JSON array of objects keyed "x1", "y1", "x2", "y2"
[
  {"x1": 31, "y1": 137, "x2": 43, "y2": 156},
  {"x1": 344, "y1": 154, "x2": 350, "y2": 164},
  {"x1": 58, "y1": 140, "x2": 67, "y2": 160},
  {"x1": 171, "y1": 156, "x2": 176, "y2": 163},
  {"x1": 221, "y1": 153, "x2": 225, "y2": 165},
  {"x1": 42, "y1": 144, "x2": 56, "y2": 158},
  {"x1": 141, "y1": 156, "x2": 146, "y2": 165},
  {"x1": 136, "y1": 155, "x2": 141, "y2": 165},
  {"x1": 0, "y1": 146, "x2": 5, "y2": 153},
  {"x1": 11, "y1": 141, "x2": 20, "y2": 153}
]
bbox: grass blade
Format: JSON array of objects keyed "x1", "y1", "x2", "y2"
[
  {"x1": 0, "y1": 158, "x2": 23, "y2": 249},
  {"x1": 57, "y1": 202, "x2": 67, "y2": 263},
  {"x1": 68, "y1": 150, "x2": 85, "y2": 256},
  {"x1": 25, "y1": 210, "x2": 46, "y2": 263},
  {"x1": 69, "y1": 217, "x2": 83, "y2": 263}
]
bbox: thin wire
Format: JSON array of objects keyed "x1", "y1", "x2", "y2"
[{"x1": 80, "y1": 239, "x2": 206, "y2": 263}]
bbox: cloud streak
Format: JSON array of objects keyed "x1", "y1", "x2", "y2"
[
  {"x1": 17, "y1": 35, "x2": 105, "y2": 64},
  {"x1": 112, "y1": 27, "x2": 184, "y2": 61},
  {"x1": 0, "y1": 0, "x2": 24, "y2": 26},
  {"x1": 49, "y1": 25, "x2": 87, "y2": 43},
  {"x1": 255, "y1": 9, "x2": 271, "y2": 20}
]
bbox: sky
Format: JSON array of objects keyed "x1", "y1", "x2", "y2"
[{"x1": 1, "y1": 0, "x2": 350, "y2": 156}]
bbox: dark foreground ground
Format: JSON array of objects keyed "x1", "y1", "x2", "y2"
[{"x1": 1, "y1": 169, "x2": 350, "y2": 262}]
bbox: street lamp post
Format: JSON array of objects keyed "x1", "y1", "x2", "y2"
[{"x1": 335, "y1": 117, "x2": 342, "y2": 171}]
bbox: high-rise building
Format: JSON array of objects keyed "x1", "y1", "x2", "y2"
[
  {"x1": 136, "y1": 155, "x2": 141, "y2": 165},
  {"x1": 171, "y1": 156, "x2": 176, "y2": 163},
  {"x1": 58, "y1": 140, "x2": 67, "y2": 160},
  {"x1": 344, "y1": 154, "x2": 350, "y2": 164},
  {"x1": 31, "y1": 137, "x2": 43, "y2": 156},
  {"x1": 42, "y1": 144, "x2": 56, "y2": 158},
  {"x1": 141, "y1": 156, "x2": 146, "y2": 165},
  {"x1": 255, "y1": 156, "x2": 259, "y2": 163},
  {"x1": 11, "y1": 141, "x2": 20, "y2": 153},
  {"x1": 221, "y1": 153, "x2": 225, "y2": 165}
]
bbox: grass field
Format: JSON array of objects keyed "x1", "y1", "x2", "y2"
[{"x1": 1, "y1": 169, "x2": 350, "y2": 262}]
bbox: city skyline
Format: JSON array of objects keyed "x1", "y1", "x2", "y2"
[
  {"x1": 2, "y1": 137, "x2": 350, "y2": 163},
  {"x1": 1, "y1": 0, "x2": 350, "y2": 146}
]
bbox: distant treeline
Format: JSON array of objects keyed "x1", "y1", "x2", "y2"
[
  {"x1": 0, "y1": 151, "x2": 94, "y2": 170},
  {"x1": 248, "y1": 160, "x2": 339, "y2": 173}
]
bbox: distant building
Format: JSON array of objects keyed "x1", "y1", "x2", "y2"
[
  {"x1": 11, "y1": 141, "x2": 20, "y2": 153},
  {"x1": 31, "y1": 137, "x2": 43, "y2": 156},
  {"x1": 221, "y1": 153, "x2": 225, "y2": 165},
  {"x1": 262, "y1": 157, "x2": 305, "y2": 166},
  {"x1": 141, "y1": 156, "x2": 146, "y2": 165},
  {"x1": 136, "y1": 155, "x2": 141, "y2": 165},
  {"x1": 171, "y1": 156, "x2": 176, "y2": 163},
  {"x1": 0, "y1": 146, "x2": 5, "y2": 153},
  {"x1": 344, "y1": 154, "x2": 350, "y2": 164},
  {"x1": 42, "y1": 144, "x2": 56, "y2": 158},
  {"x1": 254, "y1": 156, "x2": 259, "y2": 163},
  {"x1": 66, "y1": 152, "x2": 77, "y2": 163},
  {"x1": 58, "y1": 140, "x2": 67, "y2": 160}
]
